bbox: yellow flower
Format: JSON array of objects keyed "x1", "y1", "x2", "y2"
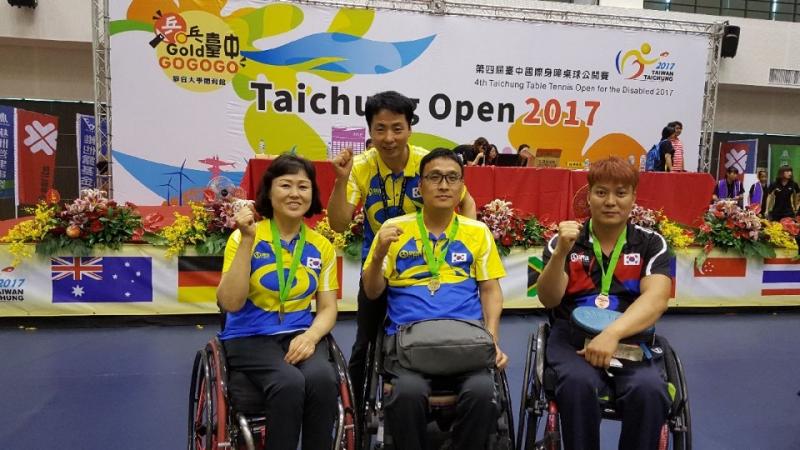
[
  {"x1": 762, "y1": 220, "x2": 798, "y2": 250},
  {"x1": 0, "y1": 202, "x2": 57, "y2": 266},
  {"x1": 314, "y1": 212, "x2": 348, "y2": 250},
  {"x1": 659, "y1": 219, "x2": 693, "y2": 249}
]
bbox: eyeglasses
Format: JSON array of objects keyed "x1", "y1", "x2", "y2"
[{"x1": 422, "y1": 172, "x2": 463, "y2": 185}]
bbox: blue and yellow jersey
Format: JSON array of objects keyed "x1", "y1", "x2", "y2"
[
  {"x1": 346, "y1": 145, "x2": 466, "y2": 262},
  {"x1": 363, "y1": 213, "x2": 506, "y2": 335},
  {"x1": 218, "y1": 219, "x2": 338, "y2": 340}
]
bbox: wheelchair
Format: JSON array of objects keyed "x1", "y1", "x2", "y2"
[
  {"x1": 516, "y1": 321, "x2": 692, "y2": 450},
  {"x1": 358, "y1": 330, "x2": 516, "y2": 450},
  {"x1": 188, "y1": 333, "x2": 357, "y2": 450}
]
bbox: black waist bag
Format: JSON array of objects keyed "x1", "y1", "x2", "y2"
[{"x1": 396, "y1": 319, "x2": 496, "y2": 376}]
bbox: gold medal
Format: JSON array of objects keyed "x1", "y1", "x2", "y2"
[
  {"x1": 595, "y1": 294, "x2": 610, "y2": 309},
  {"x1": 428, "y1": 278, "x2": 441, "y2": 296}
]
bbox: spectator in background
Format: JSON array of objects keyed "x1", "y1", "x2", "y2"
[
  {"x1": 749, "y1": 169, "x2": 768, "y2": 215},
  {"x1": 464, "y1": 137, "x2": 488, "y2": 166},
  {"x1": 483, "y1": 144, "x2": 499, "y2": 166},
  {"x1": 366, "y1": 138, "x2": 373, "y2": 150},
  {"x1": 712, "y1": 167, "x2": 744, "y2": 208},
  {"x1": 668, "y1": 121, "x2": 684, "y2": 172},
  {"x1": 766, "y1": 165, "x2": 800, "y2": 221},
  {"x1": 518, "y1": 144, "x2": 534, "y2": 167},
  {"x1": 655, "y1": 126, "x2": 676, "y2": 172}
]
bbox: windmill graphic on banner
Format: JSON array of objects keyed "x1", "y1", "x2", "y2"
[{"x1": 164, "y1": 160, "x2": 194, "y2": 206}]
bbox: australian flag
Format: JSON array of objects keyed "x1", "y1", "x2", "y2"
[{"x1": 51, "y1": 256, "x2": 153, "y2": 303}]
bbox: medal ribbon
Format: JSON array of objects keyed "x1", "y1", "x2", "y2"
[
  {"x1": 270, "y1": 220, "x2": 307, "y2": 308},
  {"x1": 589, "y1": 219, "x2": 627, "y2": 297},
  {"x1": 416, "y1": 210, "x2": 459, "y2": 280}
]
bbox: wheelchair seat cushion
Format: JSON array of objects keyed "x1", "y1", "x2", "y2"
[{"x1": 227, "y1": 370, "x2": 266, "y2": 416}]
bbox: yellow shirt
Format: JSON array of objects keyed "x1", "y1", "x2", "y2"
[
  {"x1": 219, "y1": 219, "x2": 338, "y2": 339},
  {"x1": 364, "y1": 212, "x2": 505, "y2": 334}
]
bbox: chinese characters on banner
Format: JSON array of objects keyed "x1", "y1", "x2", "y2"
[
  {"x1": 0, "y1": 106, "x2": 15, "y2": 200},
  {"x1": 76, "y1": 114, "x2": 107, "y2": 191},
  {"x1": 15, "y1": 109, "x2": 59, "y2": 204}
]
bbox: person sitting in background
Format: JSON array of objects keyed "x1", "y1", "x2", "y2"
[
  {"x1": 766, "y1": 165, "x2": 800, "y2": 222},
  {"x1": 749, "y1": 169, "x2": 768, "y2": 215},
  {"x1": 518, "y1": 144, "x2": 534, "y2": 167},
  {"x1": 712, "y1": 167, "x2": 744, "y2": 208},
  {"x1": 667, "y1": 121, "x2": 684, "y2": 172},
  {"x1": 483, "y1": 144, "x2": 499, "y2": 166},
  {"x1": 465, "y1": 137, "x2": 488, "y2": 166}
]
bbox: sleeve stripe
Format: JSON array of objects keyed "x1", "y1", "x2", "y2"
[
  {"x1": 634, "y1": 225, "x2": 668, "y2": 276},
  {"x1": 480, "y1": 227, "x2": 492, "y2": 280}
]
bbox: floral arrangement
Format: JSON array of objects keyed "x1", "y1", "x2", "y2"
[
  {"x1": 477, "y1": 199, "x2": 557, "y2": 256},
  {"x1": 762, "y1": 217, "x2": 799, "y2": 250},
  {"x1": 628, "y1": 204, "x2": 694, "y2": 250},
  {"x1": 314, "y1": 208, "x2": 365, "y2": 259},
  {"x1": 1, "y1": 190, "x2": 142, "y2": 266},
  {"x1": 694, "y1": 200, "x2": 775, "y2": 265},
  {"x1": 150, "y1": 189, "x2": 251, "y2": 257}
]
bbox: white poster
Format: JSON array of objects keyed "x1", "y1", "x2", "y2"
[{"x1": 110, "y1": 1, "x2": 709, "y2": 204}]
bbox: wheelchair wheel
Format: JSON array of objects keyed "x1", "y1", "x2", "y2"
[
  {"x1": 518, "y1": 323, "x2": 553, "y2": 450},
  {"x1": 668, "y1": 347, "x2": 692, "y2": 450},
  {"x1": 188, "y1": 350, "x2": 215, "y2": 450},
  {"x1": 327, "y1": 336, "x2": 358, "y2": 450}
]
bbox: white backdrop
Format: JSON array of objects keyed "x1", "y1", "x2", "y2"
[{"x1": 110, "y1": 1, "x2": 708, "y2": 204}]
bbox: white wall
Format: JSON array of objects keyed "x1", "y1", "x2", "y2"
[
  {"x1": 0, "y1": 0, "x2": 92, "y2": 43},
  {"x1": 1, "y1": 0, "x2": 799, "y2": 132}
]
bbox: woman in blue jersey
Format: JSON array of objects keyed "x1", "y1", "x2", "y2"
[{"x1": 216, "y1": 154, "x2": 339, "y2": 450}]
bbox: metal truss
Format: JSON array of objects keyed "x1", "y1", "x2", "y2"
[
  {"x1": 285, "y1": 0, "x2": 724, "y2": 172},
  {"x1": 91, "y1": 0, "x2": 112, "y2": 196}
]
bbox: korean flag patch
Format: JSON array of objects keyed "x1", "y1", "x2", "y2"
[
  {"x1": 451, "y1": 252, "x2": 467, "y2": 263},
  {"x1": 623, "y1": 253, "x2": 640, "y2": 266},
  {"x1": 306, "y1": 257, "x2": 322, "y2": 269},
  {"x1": 411, "y1": 187, "x2": 421, "y2": 198}
]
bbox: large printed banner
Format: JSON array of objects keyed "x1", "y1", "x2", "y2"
[
  {"x1": 109, "y1": 1, "x2": 709, "y2": 204},
  {"x1": 717, "y1": 139, "x2": 758, "y2": 179},
  {"x1": 768, "y1": 144, "x2": 800, "y2": 180},
  {"x1": 15, "y1": 109, "x2": 58, "y2": 204},
  {"x1": 1, "y1": 245, "x2": 798, "y2": 316},
  {"x1": 0, "y1": 106, "x2": 14, "y2": 200},
  {"x1": 77, "y1": 114, "x2": 97, "y2": 190}
]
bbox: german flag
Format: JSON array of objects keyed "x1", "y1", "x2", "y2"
[{"x1": 178, "y1": 256, "x2": 223, "y2": 303}]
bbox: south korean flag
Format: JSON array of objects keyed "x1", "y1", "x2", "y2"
[
  {"x1": 623, "y1": 253, "x2": 641, "y2": 266},
  {"x1": 305, "y1": 257, "x2": 322, "y2": 269},
  {"x1": 451, "y1": 252, "x2": 467, "y2": 263}
]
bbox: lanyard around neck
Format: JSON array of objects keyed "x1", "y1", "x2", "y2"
[
  {"x1": 589, "y1": 220, "x2": 627, "y2": 297},
  {"x1": 269, "y1": 219, "x2": 307, "y2": 305},
  {"x1": 376, "y1": 160, "x2": 409, "y2": 220},
  {"x1": 416, "y1": 210, "x2": 459, "y2": 279}
]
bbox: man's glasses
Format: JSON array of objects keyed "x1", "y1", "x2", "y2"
[{"x1": 422, "y1": 172, "x2": 463, "y2": 185}]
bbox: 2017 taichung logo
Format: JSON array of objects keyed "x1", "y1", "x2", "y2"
[
  {"x1": 149, "y1": 11, "x2": 244, "y2": 93},
  {"x1": 615, "y1": 43, "x2": 674, "y2": 82}
]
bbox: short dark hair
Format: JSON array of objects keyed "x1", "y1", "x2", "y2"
[
  {"x1": 518, "y1": 143, "x2": 530, "y2": 153},
  {"x1": 661, "y1": 126, "x2": 676, "y2": 140},
  {"x1": 473, "y1": 137, "x2": 489, "y2": 149},
  {"x1": 255, "y1": 154, "x2": 323, "y2": 219},
  {"x1": 726, "y1": 166, "x2": 739, "y2": 174},
  {"x1": 777, "y1": 165, "x2": 794, "y2": 182},
  {"x1": 668, "y1": 121, "x2": 683, "y2": 128},
  {"x1": 419, "y1": 148, "x2": 463, "y2": 176},
  {"x1": 365, "y1": 91, "x2": 415, "y2": 128}
]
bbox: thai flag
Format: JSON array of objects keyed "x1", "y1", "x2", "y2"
[
  {"x1": 761, "y1": 258, "x2": 800, "y2": 296},
  {"x1": 51, "y1": 256, "x2": 153, "y2": 303}
]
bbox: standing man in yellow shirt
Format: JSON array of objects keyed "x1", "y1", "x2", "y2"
[{"x1": 327, "y1": 91, "x2": 477, "y2": 406}]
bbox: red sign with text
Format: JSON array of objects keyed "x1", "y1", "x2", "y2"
[{"x1": 16, "y1": 109, "x2": 58, "y2": 204}]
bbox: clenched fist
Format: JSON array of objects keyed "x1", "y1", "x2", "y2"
[
  {"x1": 332, "y1": 148, "x2": 354, "y2": 180},
  {"x1": 556, "y1": 221, "x2": 582, "y2": 255},
  {"x1": 373, "y1": 225, "x2": 404, "y2": 261},
  {"x1": 234, "y1": 203, "x2": 258, "y2": 238}
]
